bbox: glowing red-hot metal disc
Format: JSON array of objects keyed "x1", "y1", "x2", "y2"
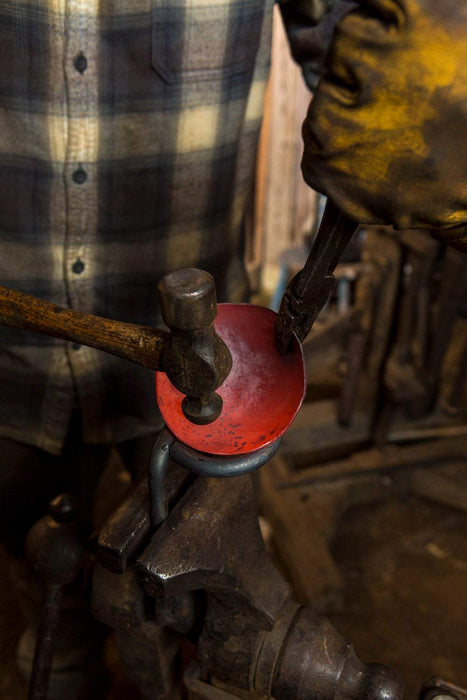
[{"x1": 156, "y1": 304, "x2": 306, "y2": 456}]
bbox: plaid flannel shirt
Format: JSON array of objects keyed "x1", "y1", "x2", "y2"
[{"x1": 0, "y1": 0, "x2": 336, "y2": 454}]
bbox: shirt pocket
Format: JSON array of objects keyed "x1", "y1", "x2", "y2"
[{"x1": 151, "y1": 0, "x2": 266, "y2": 84}]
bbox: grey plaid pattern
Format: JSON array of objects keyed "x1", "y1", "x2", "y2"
[{"x1": 0, "y1": 0, "x2": 332, "y2": 453}]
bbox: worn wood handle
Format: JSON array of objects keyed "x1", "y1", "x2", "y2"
[{"x1": 0, "y1": 285, "x2": 169, "y2": 371}]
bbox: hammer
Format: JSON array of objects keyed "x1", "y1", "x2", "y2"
[{"x1": 0, "y1": 268, "x2": 232, "y2": 425}]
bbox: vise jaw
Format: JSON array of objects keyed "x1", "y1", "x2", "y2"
[{"x1": 93, "y1": 471, "x2": 404, "y2": 700}]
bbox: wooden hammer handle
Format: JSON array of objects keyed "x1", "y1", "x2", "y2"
[{"x1": 0, "y1": 285, "x2": 169, "y2": 370}]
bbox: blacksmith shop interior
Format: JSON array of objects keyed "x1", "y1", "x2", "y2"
[{"x1": 0, "y1": 3, "x2": 466, "y2": 700}]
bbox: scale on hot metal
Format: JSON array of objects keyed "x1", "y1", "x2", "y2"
[
  {"x1": 150, "y1": 303, "x2": 306, "y2": 526},
  {"x1": 156, "y1": 303, "x2": 306, "y2": 456}
]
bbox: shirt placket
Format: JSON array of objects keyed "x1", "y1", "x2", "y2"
[
  {"x1": 63, "y1": 0, "x2": 99, "y2": 317},
  {"x1": 63, "y1": 1, "x2": 100, "y2": 423}
]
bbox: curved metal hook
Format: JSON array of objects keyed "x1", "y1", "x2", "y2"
[
  {"x1": 148, "y1": 428, "x2": 175, "y2": 528},
  {"x1": 148, "y1": 428, "x2": 281, "y2": 529}
]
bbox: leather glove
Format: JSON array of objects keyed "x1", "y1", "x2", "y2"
[
  {"x1": 280, "y1": 0, "x2": 357, "y2": 89},
  {"x1": 301, "y1": 0, "x2": 467, "y2": 251}
]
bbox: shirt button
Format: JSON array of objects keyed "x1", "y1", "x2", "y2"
[
  {"x1": 73, "y1": 52, "x2": 88, "y2": 73},
  {"x1": 72, "y1": 168, "x2": 87, "y2": 184},
  {"x1": 72, "y1": 259, "x2": 85, "y2": 274}
]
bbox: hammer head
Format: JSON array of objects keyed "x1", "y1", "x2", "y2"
[{"x1": 158, "y1": 269, "x2": 232, "y2": 425}]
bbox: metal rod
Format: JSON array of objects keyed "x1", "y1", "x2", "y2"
[
  {"x1": 170, "y1": 438, "x2": 281, "y2": 478},
  {"x1": 29, "y1": 584, "x2": 63, "y2": 700},
  {"x1": 148, "y1": 428, "x2": 175, "y2": 528}
]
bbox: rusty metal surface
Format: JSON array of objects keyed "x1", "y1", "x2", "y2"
[
  {"x1": 271, "y1": 606, "x2": 403, "y2": 700},
  {"x1": 126, "y1": 472, "x2": 402, "y2": 699},
  {"x1": 97, "y1": 460, "x2": 191, "y2": 574},
  {"x1": 136, "y1": 475, "x2": 289, "y2": 616},
  {"x1": 92, "y1": 564, "x2": 183, "y2": 700}
]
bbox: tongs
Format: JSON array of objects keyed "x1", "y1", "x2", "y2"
[{"x1": 275, "y1": 199, "x2": 358, "y2": 353}]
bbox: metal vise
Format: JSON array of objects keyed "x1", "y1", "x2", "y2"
[{"x1": 93, "y1": 469, "x2": 404, "y2": 700}]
